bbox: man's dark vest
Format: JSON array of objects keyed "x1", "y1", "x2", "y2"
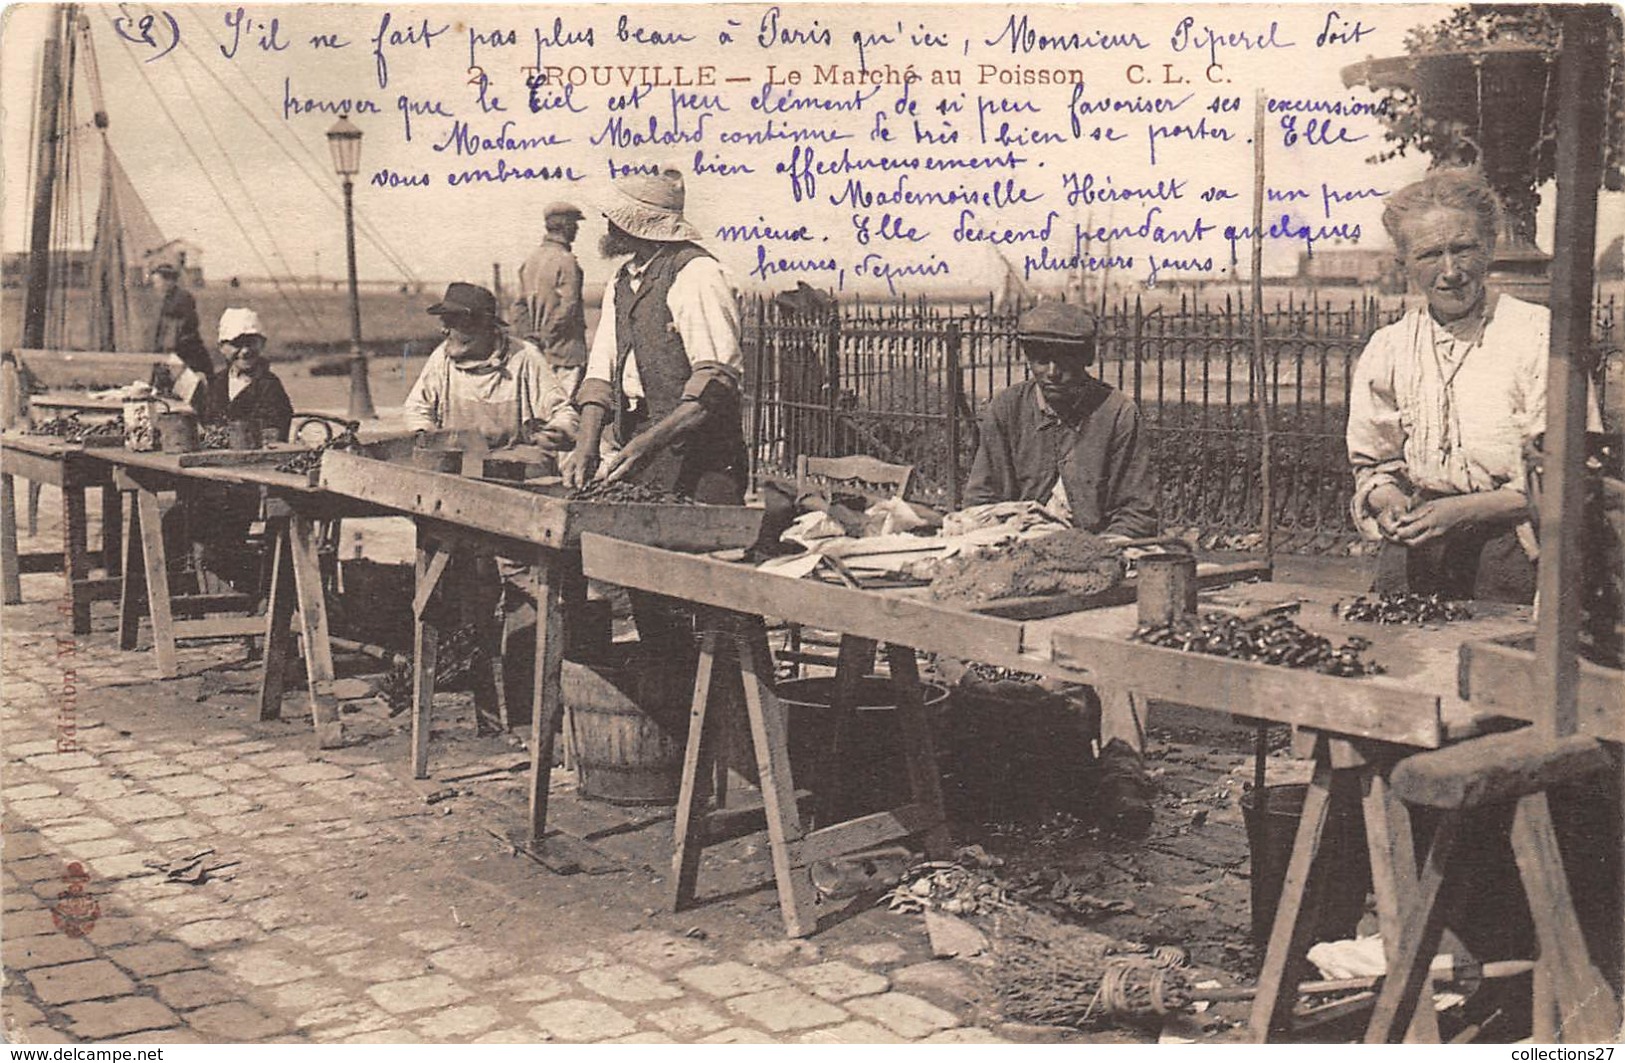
[{"x1": 612, "y1": 243, "x2": 746, "y2": 500}]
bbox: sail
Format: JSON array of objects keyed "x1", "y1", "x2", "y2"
[{"x1": 88, "y1": 146, "x2": 167, "y2": 351}]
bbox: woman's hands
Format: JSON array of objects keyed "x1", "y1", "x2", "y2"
[{"x1": 1370, "y1": 487, "x2": 1526, "y2": 546}]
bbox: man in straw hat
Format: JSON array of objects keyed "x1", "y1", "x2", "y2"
[
  {"x1": 514, "y1": 202, "x2": 589, "y2": 399},
  {"x1": 404, "y1": 281, "x2": 577, "y2": 449},
  {"x1": 965, "y1": 301, "x2": 1159, "y2": 837},
  {"x1": 563, "y1": 164, "x2": 749, "y2": 663}
]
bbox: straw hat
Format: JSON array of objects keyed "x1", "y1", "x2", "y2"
[{"x1": 603, "y1": 166, "x2": 703, "y2": 242}]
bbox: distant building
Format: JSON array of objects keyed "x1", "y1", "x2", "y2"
[
  {"x1": 1598, "y1": 235, "x2": 1623, "y2": 280},
  {"x1": 1296, "y1": 248, "x2": 1399, "y2": 288},
  {"x1": 1, "y1": 250, "x2": 95, "y2": 288},
  {"x1": 3, "y1": 239, "x2": 205, "y2": 290},
  {"x1": 141, "y1": 239, "x2": 204, "y2": 287}
]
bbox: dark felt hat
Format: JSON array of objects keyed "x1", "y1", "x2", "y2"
[
  {"x1": 1017, "y1": 302, "x2": 1097, "y2": 346},
  {"x1": 427, "y1": 282, "x2": 506, "y2": 326}
]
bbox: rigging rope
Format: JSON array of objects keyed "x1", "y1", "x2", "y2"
[
  {"x1": 174, "y1": 8, "x2": 422, "y2": 286},
  {"x1": 103, "y1": 11, "x2": 326, "y2": 340},
  {"x1": 166, "y1": 45, "x2": 324, "y2": 329}
]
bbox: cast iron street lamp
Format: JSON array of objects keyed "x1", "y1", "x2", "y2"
[{"x1": 326, "y1": 114, "x2": 375, "y2": 420}]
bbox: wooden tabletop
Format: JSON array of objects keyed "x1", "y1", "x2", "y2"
[
  {"x1": 84, "y1": 446, "x2": 323, "y2": 494},
  {"x1": 2, "y1": 432, "x2": 101, "y2": 459},
  {"x1": 579, "y1": 536, "x2": 1538, "y2": 750}
]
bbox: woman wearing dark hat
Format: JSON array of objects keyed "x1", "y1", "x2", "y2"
[{"x1": 402, "y1": 281, "x2": 578, "y2": 448}]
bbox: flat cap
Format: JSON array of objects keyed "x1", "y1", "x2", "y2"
[
  {"x1": 1017, "y1": 302, "x2": 1097, "y2": 345},
  {"x1": 543, "y1": 202, "x2": 585, "y2": 220}
]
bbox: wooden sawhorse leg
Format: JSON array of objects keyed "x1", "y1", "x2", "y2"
[
  {"x1": 1, "y1": 471, "x2": 19, "y2": 605},
  {"x1": 411, "y1": 532, "x2": 454, "y2": 779},
  {"x1": 100, "y1": 485, "x2": 122, "y2": 578},
  {"x1": 526, "y1": 547, "x2": 568, "y2": 844},
  {"x1": 253, "y1": 510, "x2": 343, "y2": 747},
  {"x1": 122, "y1": 483, "x2": 178, "y2": 677},
  {"x1": 63, "y1": 478, "x2": 90, "y2": 635}
]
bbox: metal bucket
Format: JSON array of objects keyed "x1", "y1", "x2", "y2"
[
  {"x1": 157, "y1": 410, "x2": 199, "y2": 453},
  {"x1": 1240, "y1": 783, "x2": 1371, "y2": 951},
  {"x1": 226, "y1": 419, "x2": 262, "y2": 450}
]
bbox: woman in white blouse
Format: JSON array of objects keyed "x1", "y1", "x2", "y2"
[{"x1": 1347, "y1": 168, "x2": 1591, "y2": 603}]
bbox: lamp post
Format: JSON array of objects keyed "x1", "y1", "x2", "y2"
[{"x1": 326, "y1": 113, "x2": 375, "y2": 420}]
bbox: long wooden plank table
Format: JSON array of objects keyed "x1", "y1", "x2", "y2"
[
  {"x1": 573, "y1": 538, "x2": 1552, "y2": 1037},
  {"x1": 1, "y1": 433, "x2": 121, "y2": 631},
  {"x1": 318, "y1": 449, "x2": 764, "y2": 855},
  {"x1": 85, "y1": 446, "x2": 391, "y2": 747}
]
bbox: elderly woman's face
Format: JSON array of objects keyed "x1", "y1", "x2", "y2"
[{"x1": 1400, "y1": 207, "x2": 1492, "y2": 323}]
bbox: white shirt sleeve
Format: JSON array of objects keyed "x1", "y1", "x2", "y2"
[
  {"x1": 1345, "y1": 325, "x2": 1407, "y2": 539},
  {"x1": 667, "y1": 256, "x2": 744, "y2": 379},
  {"x1": 403, "y1": 348, "x2": 445, "y2": 431},
  {"x1": 583, "y1": 273, "x2": 620, "y2": 387}
]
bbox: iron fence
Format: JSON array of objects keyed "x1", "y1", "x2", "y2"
[{"x1": 744, "y1": 291, "x2": 1622, "y2": 552}]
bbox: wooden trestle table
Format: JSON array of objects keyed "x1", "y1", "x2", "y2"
[
  {"x1": 574, "y1": 537, "x2": 1608, "y2": 1041},
  {"x1": 1, "y1": 433, "x2": 122, "y2": 631}
]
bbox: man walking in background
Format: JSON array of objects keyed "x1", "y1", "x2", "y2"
[{"x1": 515, "y1": 202, "x2": 589, "y2": 401}]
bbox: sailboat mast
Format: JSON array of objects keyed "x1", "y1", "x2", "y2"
[{"x1": 22, "y1": 7, "x2": 70, "y2": 350}]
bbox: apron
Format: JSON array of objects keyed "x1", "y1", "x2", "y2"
[{"x1": 439, "y1": 358, "x2": 522, "y2": 448}]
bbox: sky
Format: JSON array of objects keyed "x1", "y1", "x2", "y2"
[{"x1": 2, "y1": 2, "x2": 1619, "y2": 297}]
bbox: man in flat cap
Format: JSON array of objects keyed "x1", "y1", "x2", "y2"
[
  {"x1": 562, "y1": 164, "x2": 748, "y2": 661},
  {"x1": 403, "y1": 281, "x2": 577, "y2": 448},
  {"x1": 515, "y1": 202, "x2": 589, "y2": 399},
  {"x1": 151, "y1": 262, "x2": 216, "y2": 410},
  {"x1": 965, "y1": 301, "x2": 1159, "y2": 836}
]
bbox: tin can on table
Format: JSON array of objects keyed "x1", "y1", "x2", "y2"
[{"x1": 1137, "y1": 552, "x2": 1197, "y2": 625}]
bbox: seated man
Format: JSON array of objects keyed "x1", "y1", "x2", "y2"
[
  {"x1": 965, "y1": 302, "x2": 1159, "y2": 836},
  {"x1": 203, "y1": 308, "x2": 294, "y2": 441}
]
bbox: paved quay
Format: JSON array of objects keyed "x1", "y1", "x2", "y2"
[{"x1": 1, "y1": 552, "x2": 1025, "y2": 1045}]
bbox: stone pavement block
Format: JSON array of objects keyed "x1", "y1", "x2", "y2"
[
  {"x1": 109, "y1": 942, "x2": 207, "y2": 978},
  {"x1": 795, "y1": 1020, "x2": 907, "y2": 1043},
  {"x1": 537, "y1": 947, "x2": 615, "y2": 974},
  {"x1": 63, "y1": 997, "x2": 179, "y2": 1040},
  {"x1": 646, "y1": 1001, "x2": 731, "y2": 1036},
  {"x1": 577, "y1": 964, "x2": 685, "y2": 1003},
  {"x1": 4, "y1": 907, "x2": 66, "y2": 938},
  {"x1": 200, "y1": 763, "x2": 266, "y2": 782},
  {"x1": 218, "y1": 740, "x2": 276, "y2": 755},
  {"x1": 786, "y1": 961, "x2": 891, "y2": 1001},
  {"x1": 24, "y1": 751, "x2": 100, "y2": 774},
  {"x1": 241, "y1": 895, "x2": 310, "y2": 932},
  {"x1": 2, "y1": 889, "x2": 44, "y2": 912},
  {"x1": 131, "y1": 819, "x2": 210, "y2": 843},
  {"x1": 413, "y1": 1004, "x2": 503, "y2": 1039},
  {"x1": 330, "y1": 951, "x2": 429, "y2": 981},
  {"x1": 889, "y1": 960, "x2": 982, "y2": 1009},
  {"x1": 678, "y1": 961, "x2": 790, "y2": 999},
  {"x1": 8, "y1": 1026, "x2": 74, "y2": 1045},
  {"x1": 491, "y1": 973, "x2": 567, "y2": 1003},
  {"x1": 611, "y1": 929, "x2": 718, "y2": 970},
  {"x1": 281, "y1": 924, "x2": 370, "y2": 956},
  {"x1": 189, "y1": 794, "x2": 260, "y2": 818},
  {"x1": 150, "y1": 970, "x2": 240, "y2": 1010},
  {"x1": 9, "y1": 857, "x2": 69, "y2": 883},
  {"x1": 5, "y1": 933, "x2": 97, "y2": 970},
  {"x1": 26, "y1": 959, "x2": 136, "y2": 1005},
  {"x1": 147, "y1": 775, "x2": 228, "y2": 799},
  {"x1": 271, "y1": 762, "x2": 354, "y2": 783},
  {"x1": 245, "y1": 750, "x2": 306, "y2": 768},
  {"x1": 107, "y1": 1027, "x2": 209, "y2": 1044},
  {"x1": 473, "y1": 1028, "x2": 536, "y2": 1043},
  {"x1": 172, "y1": 752, "x2": 229, "y2": 769},
  {"x1": 1, "y1": 832, "x2": 48, "y2": 860},
  {"x1": 292, "y1": 1002, "x2": 387, "y2": 1032},
  {"x1": 216, "y1": 947, "x2": 319, "y2": 987},
  {"x1": 739, "y1": 938, "x2": 823, "y2": 968},
  {"x1": 527, "y1": 1000, "x2": 637, "y2": 1042},
  {"x1": 83, "y1": 917, "x2": 144, "y2": 947},
  {"x1": 170, "y1": 918, "x2": 261, "y2": 950},
  {"x1": 725, "y1": 987, "x2": 847, "y2": 1032},
  {"x1": 4, "y1": 783, "x2": 60, "y2": 800},
  {"x1": 426, "y1": 944, "x2": 519, "y2": 981},
  {"x1": 398, "y1": 928, "x2": 462, "y2": 951},
  {"x1": 610, "y1": 1032, "x2": 677, "y2": 1044},
  {"x1": 39, "y1": 818, "x2": 117, "y2": 844},
  {"x1": 72, "y1": 779, "x2": 133, "y2": 802},
  {"x1": 342, "y1": 1028, "x2": 422, "y2": 1043},
  {"x1": 265, "y1": 979, "x2": 343, "y2": 1013},
  {"x1": 250, "y1": 835, "x2": 320, "y2": 856},
  {"x1": 697, "y1": 1027, "x2": 781, "y2": 1043},
  {"x1": 367, "y1": 975, "x2": 471, "y2": 1014},
  {"x1": 122, "y1": 761, "x2": 189, "y2": 780},
  {"x1": 4, "y1": 998, "x2": 48, "y2": 1028},
  {"x1": 186, "y1": 1002, "x2": 288, "y2": 1040},
  {"x1": 103, "y1": 794, "x2": 185, "y2": 823},
  {"x1": 11, "y1": 739, "x2": 64, "y2": 758},
  {"x1": 10, "y1": 796, "x2": 90, "y2": 823},
  {"x1": 197, "y1": 731, "x2": 251, "y2": 747},
  {"x1": 86, "y1": 853, "x2": 162, "y2": 881},
  {"x1": 62, "y1": 837, "x2": 137, "y2": 861},
  {"x1": 922, "y1": 1027, "x2": 1012, "y2": 1043},
  {"x1": 845, "y1": 992, "x2": 961, "y2": 1038},
  {"x1": 101, "y1": 751, "x2": 159, "y2": 767},
  {"x1": 837, "y1": 942, "x2": 909, "y2": 966}
]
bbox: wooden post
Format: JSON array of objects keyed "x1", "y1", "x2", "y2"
[
  {"x1": 23, "y1": 24, "x2": 63, "y2": 351},
  {"x1": 491, "y1": 262, "x2": 503, "y2": 311},
  {"x1": 945, "y1": 322, "x2": 962, "y2": 509},
  {"x1": 1534, "y1": 6, "x2": 1609, "y2": 741},
  {"x1": 1250, "y1": 89, "x2": 1274, "y2": 560}
]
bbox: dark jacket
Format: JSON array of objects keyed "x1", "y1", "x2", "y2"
[
  {"x1": 154, "y1": 287, "x2": 212, "y2": 377},
  {"x1": 965, "y1": 378, "x2": 1157, "y2": 537},
  {"x1": 204, "y1": 370, "x2": 295, "y2": 443}
]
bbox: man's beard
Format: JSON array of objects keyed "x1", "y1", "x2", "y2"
[{"x1": 599, "y1": 228, "x2": 644, "y2": 259}]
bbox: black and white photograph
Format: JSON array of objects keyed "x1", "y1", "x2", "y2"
[{"x1": 1, "y1": 0, "x2": 1622, "y2": 1048}]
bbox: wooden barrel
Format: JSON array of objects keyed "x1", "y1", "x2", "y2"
[{"x1": 563, "y1": 651, "x2": 688, "y2": 805}]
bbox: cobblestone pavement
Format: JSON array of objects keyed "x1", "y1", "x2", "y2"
[{"x1": 1, "y1": 558, "x2": 1034, "y2": 1046}]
